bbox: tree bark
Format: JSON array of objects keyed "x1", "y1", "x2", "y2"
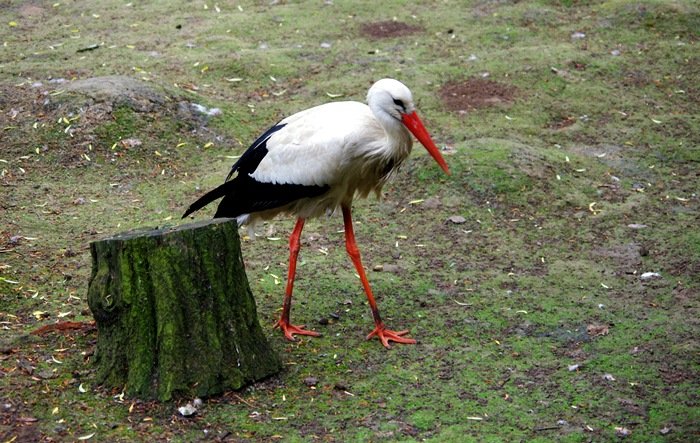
[{"x1": 87, "y1": 218, "x2": 281, "y2": 401}]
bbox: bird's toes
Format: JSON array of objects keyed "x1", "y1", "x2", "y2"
[{"x1": 368, "y1": 326, "x2": 417, "y2": 348}]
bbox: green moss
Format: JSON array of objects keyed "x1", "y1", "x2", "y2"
[{"x1": 86, "y1": 221, "x2": 281, "y2": 400}]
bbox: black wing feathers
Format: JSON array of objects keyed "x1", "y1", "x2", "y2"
[
  {"x1": 182, "y1": 122, "x2": 330, "y2": 220},
  {"x1": 225, "y1": 123, "x2": 286, "y2": 181},
  {"x1": 213, "y1": 179, "x2": 329, "y2": 218},
  {"x1": 181, "y1": 179, "x2": 235, "y2": 219}
]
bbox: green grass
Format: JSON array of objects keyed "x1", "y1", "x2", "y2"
[{"x1": 1, "y1": 0, "x2": 699, "y2": 441}]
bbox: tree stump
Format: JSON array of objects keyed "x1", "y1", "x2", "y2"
[{"x1": 87, "y1": 219, "x2": 281, "y2": 401}]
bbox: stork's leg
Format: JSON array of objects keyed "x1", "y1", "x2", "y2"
[
  {"x1": 274, "y1": 217, "x2": 321, "y2": 341},
  {"x1": 341, "y1": 205, "x2": 417, "y2": 349}
]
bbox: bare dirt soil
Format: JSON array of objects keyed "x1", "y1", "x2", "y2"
[
  {"x1": 439, "y1": 78, "x2": 517, "y2": 112},
  {"x1": 361, "y1": 21, "x2": 424, "y2": 39}
]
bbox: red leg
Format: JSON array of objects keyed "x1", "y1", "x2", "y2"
[
  {"x1": 341, "y1": 205, "x2": 416, "y2": 349},
  {"x1": 274, "y1": 217, "x2": 321, "y2": 341}
]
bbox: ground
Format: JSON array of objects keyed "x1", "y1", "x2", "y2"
[{"x1": 1, "y1": 0, "x2": 699, "y2": 442}]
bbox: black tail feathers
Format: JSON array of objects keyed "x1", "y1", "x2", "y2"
[{"x1": 182, "y1": 180, "x2": 237, "y2": 219}]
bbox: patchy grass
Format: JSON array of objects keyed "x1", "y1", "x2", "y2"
[{"x1": 1, "y1": 0, "x2": 699, "y2": 441}]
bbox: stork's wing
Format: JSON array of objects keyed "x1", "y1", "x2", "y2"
[
  {"x1": 182, "y1": 100, "x2": 380, "y2": 219},
  {"x1": 250, "y1": 101, "x2": 380, "y2": 187}
]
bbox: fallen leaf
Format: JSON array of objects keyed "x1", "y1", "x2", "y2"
[{"x1": 587, "y1": 324, "x2": 609, "y2": 337}]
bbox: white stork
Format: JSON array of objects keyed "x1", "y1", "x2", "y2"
[{"x1": 183, "y1": 78, "x2": 450, "y2": 348}]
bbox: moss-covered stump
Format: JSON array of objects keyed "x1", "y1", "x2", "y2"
[{"x1": 87, "y1": 218, "x2": 281, "y2": 401}]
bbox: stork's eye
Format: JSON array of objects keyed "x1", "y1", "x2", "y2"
[{"x1": 392, "y1": 98, "x2": 406, "y2": 111}]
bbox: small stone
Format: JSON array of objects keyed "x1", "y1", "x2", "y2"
[
  {"x1": 120, "y1": 138, "x2": 142, "y2": 148},
  {"x1": 447, "y1": 215, "x2": 466, "y2": 224},
  {"x1": 318, "y1": 318, "x2": 329, "y2": 325},
  {"x1": 422, "y1": 197, "x2": 441, "y2": 209},
  {"x1": 615, "y1": 426, "x2": 631, "y2": 437},
  {"x1": 303, "y1": 377, "x2": 318, "y2": 387},
  {"x1": 333, "y1": 382, "x2": 349, "y2": 391},
  {"x1": 178, "y1": 403, "x2": 197, "y2": 417},
  {"x1": 640, "y1": 272, "x2": 661, "y2": 280},
  {"x1": 37, "y1": 369, "x2": 57, "y2": 379},
  {"x1": 381, "y1": 264, "x2": 401, "y2": 274}
]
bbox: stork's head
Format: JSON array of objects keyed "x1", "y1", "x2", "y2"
[{"x1": 368, "y1": 79, "x2": 450, "y2": 175}]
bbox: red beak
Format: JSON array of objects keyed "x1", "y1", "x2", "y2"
[{"x1": 401, "y1": 111, "x2": 450, "y2": 175}]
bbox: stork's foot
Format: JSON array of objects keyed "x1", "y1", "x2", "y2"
[
  {"x1": 366, "y1": 325, "x2": 417, "y2": 349},
  {"x1": 274, "y1": 319, "x2": 321, "y2": 341}
]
